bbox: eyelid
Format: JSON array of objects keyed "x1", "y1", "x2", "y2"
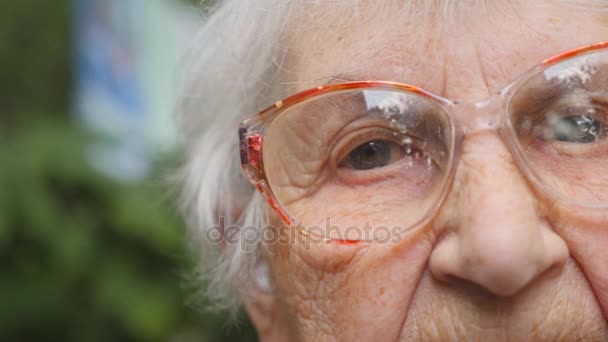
[
  {"x1": 331, "y1": 121, "x2": 448, "y2": 173},
  {"x1": 518, "y1": 94, "x2": 608, "y2": 154},
  {"x1": 514, "y1": 89, "x2": 608, "y2": 132},
  {"x1": 540, "y1": 137, "x2": 608, "y2": 157},
  {"x1": 509, "y1": 80, "x2": 563, "y2": 118},
  {"x1": 511, "y1": 57, "x2": 608, "y2": 114},
  {"x1": 542, "y1": 91, "x2": 608, "y2": 121},
  {"x1": 589, "y1": 92, "x2": 608, "y2": 109},
  {"x1": 333, "y1": 124, "x2": 406, "y2": 168}
]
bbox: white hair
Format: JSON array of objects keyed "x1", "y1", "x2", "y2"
[
  {"x1": 175, "y1": 0, "x2": 608, "y2": 315},
  {"x1": 176, "y1": 0, "x2": 294, "y2": 314}
]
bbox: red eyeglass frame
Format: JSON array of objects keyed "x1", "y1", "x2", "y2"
[{"x1": 238, "y1": 41, "x2": 608, "y2": 237}]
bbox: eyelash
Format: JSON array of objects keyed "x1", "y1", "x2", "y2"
[
  {"x1": 329, "y1": 128, "x2": 444, "y2": 187},
  {"x1": 333, "y1": 127, "x2": 408, "y2": 165}
]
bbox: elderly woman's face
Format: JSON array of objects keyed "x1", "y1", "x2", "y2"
[{"x1": 246, "y1": 1, "x2": 608, "y2": 341}]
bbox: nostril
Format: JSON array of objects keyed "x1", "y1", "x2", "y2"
[
  {"x1": 477, "y1": 256, "x2": 567, "y2": 297},
  {"x1": 440, "y1": 274, "x2": 513, "y2": 299},
  {"x1": 436, "y1": 257, "x2": 557, "y2": 298},
  {"x1": 460, "y1": 238, "x2": 567, "y2": 297},
  {"x1": 466, "y1": 262, "x2": 541, "y2": 297},
  {"x1": 438, "y1": 261, "x2": 564, "y2": 300},
  {"x1": 429, "y1": 223, "x2": 570, "y2": 298}
]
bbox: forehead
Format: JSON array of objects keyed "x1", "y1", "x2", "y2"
[{"x1": 281, "y1": 0, "x2": 608, "y2": 101}]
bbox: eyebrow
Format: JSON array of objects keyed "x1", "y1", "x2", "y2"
[
  {"x1": 278, "y1": 73, "x2": 359, "y2": 92},
  {"x1": 320, "y1": 73, "x2": 361, "y2": 85}
]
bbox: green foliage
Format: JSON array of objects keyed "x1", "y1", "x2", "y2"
[
  {"x1": 0, "y1": 0, "x2": 258, "y2": 340},
  {"x1": 0, "y1": 118, "x2": 257, "y2": 341},
  {"x1": 0, "y1": 1, "x2": 71, "y2": 125}
]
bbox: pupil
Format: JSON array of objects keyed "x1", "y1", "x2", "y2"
[
  {"x1": 348, "y1": 140, "x2": 391, "y2": 170},
  {"x1": 551, "y1": 115, "x2": 601, "y2": 143}
]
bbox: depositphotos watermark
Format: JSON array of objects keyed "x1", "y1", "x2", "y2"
[{"x1": 205, "y1": 217, "x2": 405, "y2": 250}]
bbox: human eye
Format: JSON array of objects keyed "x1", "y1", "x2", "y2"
[
  {"x1": 517, "y1": 91, "x2": 608, "y2": 150},
  {"x1": 334, "y1": 125, "x2": 440, "y2": 181},
  {"x1": 340, "y1": 139, "x2": 407, "y2": 170},
  {"x1": 506, "y1": 52, "x2": 608, "y2": 205},
  {"x1": 537, "y1": 96, "x2": 608, "y2": 144}
]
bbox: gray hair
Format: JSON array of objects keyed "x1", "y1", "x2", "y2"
[
  {"x1": 175, "y1": 0, "x2": 608, "y2": 314},
  {"x1": 176, "y1": 0, "x2": 294, "y2": 313}
]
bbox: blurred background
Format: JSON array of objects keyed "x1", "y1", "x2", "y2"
[{"x1": 0, "y1": 0, "x2": 258, "y2": 341}]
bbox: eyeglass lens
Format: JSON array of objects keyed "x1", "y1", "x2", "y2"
[
  {"x1": 510, "y1": 49, "x2": 608, "y2": 205},
  {"x1": 261, "y1": 49, "x2": 608, "y2": 241}
]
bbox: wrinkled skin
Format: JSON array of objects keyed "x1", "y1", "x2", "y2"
[{"x1": 242, "y1": 1, "x2": 608, "y2": 341}]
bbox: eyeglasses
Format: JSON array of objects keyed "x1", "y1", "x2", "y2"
[{"x1": 238, "y1": 41, "x2": 608, "y2": 243}]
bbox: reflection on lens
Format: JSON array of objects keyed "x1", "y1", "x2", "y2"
[
  {"x1": 262, "y1": 89, "x2": 453, "y2": 241},
  {"x1": 510, "y1": 49, "x2": 608, "y2": 204}
]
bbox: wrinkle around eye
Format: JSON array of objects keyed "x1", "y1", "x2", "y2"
[
  {"x1": 265, "y1": 106, "x2": 365, "y2": 202},
  {"x1": 266, "y1": 132, "x2": 331, "y2": 204}
]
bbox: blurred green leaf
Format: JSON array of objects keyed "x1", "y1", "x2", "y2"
[
  {"x1": 0, "y1": 116, "x2": 258, "y2": 341},
  {"x1": 0, "y1": 0, "x2": 258, "y2": 341}
]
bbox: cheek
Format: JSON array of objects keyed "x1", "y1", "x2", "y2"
[
  {"x1": 267, "y1": 224, "x2": 435, "y2": 340},
  {"x1": 267, "y1": 159, "x2": 445, "y2": 243},
  {"x1": 263, "y1": 130, "x2": 328, "y2": 203},
  {"x1": 402, "y1": 259, "x2": 606, "y2": 341},
  {"x1": 521, "y1": 143, "x2": 608, "y2": 203},
  {"x1": 551, "y1": 206, "x2": 608, "y2": 319},
  {"x1": 286, "y1": 176, "x2": 439, "y2": 239}
]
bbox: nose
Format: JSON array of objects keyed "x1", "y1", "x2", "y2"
[{"x1": 429, "y1": 132, "x2": 569, "y2": 297}]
